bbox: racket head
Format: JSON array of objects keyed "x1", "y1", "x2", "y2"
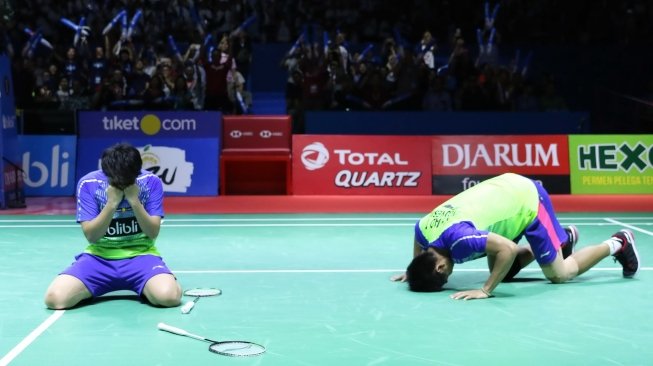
[
  {"x1": 183, "y1": 288, "x2": 222, "y2": 297},
  {"x1": 209, "y1": 341, "x2": 266, "y2": 357}
]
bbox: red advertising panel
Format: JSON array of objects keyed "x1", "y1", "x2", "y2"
[
  {"x1": 293, "y1": 135, "x2": 432, "y2": 195},
  {"x1": 431, "y1": 135, "x2": 571, "y2": 194},
  {"x1": 222, "y1": 115, "x2": 291, "y2": 153}
]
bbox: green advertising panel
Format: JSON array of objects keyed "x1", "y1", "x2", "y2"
[{"x1": 569, "y1": 135, "x2": 653, "y2": 194}]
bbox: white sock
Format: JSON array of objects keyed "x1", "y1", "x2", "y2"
[{"x1": 604, "y1": 238, "x2": 623, "y2": 255}]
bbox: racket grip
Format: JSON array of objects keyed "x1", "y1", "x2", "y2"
[
  {"x1": 180, "y1": 300, "x2": 195, "y2": 314},
  {"x1": 158, "y1": 322, "x2": 189, "y2": 336}
]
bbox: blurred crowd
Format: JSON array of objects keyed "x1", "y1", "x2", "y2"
[
  {"x1": 4, "y1": 0, "x2": 255, "y2": 114},
  {"x1": 0, "y1": 0, "x2": 650, "y2": 118}
]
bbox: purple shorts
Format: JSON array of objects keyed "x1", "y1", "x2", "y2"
[
  {"x1": 520, "y1": 182, "x2": 568, "y2": 265},
  {"x1": 61, "y1": 253, "x2": 174, "y2": 297}
]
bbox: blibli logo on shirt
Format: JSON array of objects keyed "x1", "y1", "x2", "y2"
[{"x1": 105, "y1": 217, "x2": 142, "y2": 238}]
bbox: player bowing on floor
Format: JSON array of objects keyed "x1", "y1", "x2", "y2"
[{"x1": 391, "y1": 173, "x2": 640, "y2": 300}]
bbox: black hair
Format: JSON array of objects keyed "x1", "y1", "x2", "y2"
[
  {"x1": 100, "y1": 142, "x2": 142, "y2": 189},
  {"x1": 406, "y1": 251, "x2": 447, "y2": 292}
]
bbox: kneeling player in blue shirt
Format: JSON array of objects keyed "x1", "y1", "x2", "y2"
[{"x1": 44, "y1": 143, "x2": 182, "y2": 309}]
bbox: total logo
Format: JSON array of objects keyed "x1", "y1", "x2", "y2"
[
  {"x1": 301, "y1": 142, "x2": 330, "y2": 170},
  {"x1": 102, "y1": 114, "x2": 197, "y2": 135},
  {"x1": 300, "y1": 142, "x2": 421, "y2": 188}
]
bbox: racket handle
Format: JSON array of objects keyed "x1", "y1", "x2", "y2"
[
  {"x1": 180, "y1": 300, "x2": 195, "y2": 314},
  {"x1": 158, "y1": 322, "x2": 189, "y2": 336}
]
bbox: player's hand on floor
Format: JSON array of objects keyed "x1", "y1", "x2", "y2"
[
  {"x1": 450, "y1": 289, "x2": 491, "y2": 300},
  {"x1": 390, "y1": 273, "x2": 407, "y2": 282}
]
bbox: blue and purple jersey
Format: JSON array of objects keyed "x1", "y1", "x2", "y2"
[
  {"x1": 415, "y1": 173, "x2": 540, "y2": 264},
  {"x1": 76, "y1": 169, "x2": 164, "y2": 259}
]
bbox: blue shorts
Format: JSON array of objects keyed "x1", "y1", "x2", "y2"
[
  {"x1": 517, "y1": 182, "x2": 568, "y2": 265},
  {"x1": 61, "y1": 253, "x2": 174, "y2": 297}
]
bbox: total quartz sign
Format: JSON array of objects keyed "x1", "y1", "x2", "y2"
[{"x1": 292, "y1": 135, "x2": 432, "y2": 195}]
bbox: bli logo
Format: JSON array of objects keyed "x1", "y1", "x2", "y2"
[{"x1": 22, "y1": 145, "x2": 70, "y2": 188}]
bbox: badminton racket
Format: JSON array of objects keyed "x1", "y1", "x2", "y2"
[
  {"x1": 180, "y1": 288, "x2": 221, "y2": 314},
  {"x1": 158, "y1": 322, "x2": 266, "y2": 357}
]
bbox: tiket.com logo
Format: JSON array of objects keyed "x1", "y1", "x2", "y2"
[
  {"x1": 102, "y1": 114, "x2": 197, "y2": 135},
  {"x1": 301, "y1": 142, "x2": 330, "y2": 170}
]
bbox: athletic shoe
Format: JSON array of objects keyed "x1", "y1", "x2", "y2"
[
  {"x1": 612, "y1": 229, "x2": 640, "y2": 278},
  {"x1": 562, "y1": 225, "x2": 579, "y2": 259}
]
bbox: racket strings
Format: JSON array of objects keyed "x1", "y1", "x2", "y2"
[
  {"x1": 210, "y1": 342, "x2": 266, "y2": 356},
  {"x1": 184, "y1": 288, "x2": 222, "y2": 297}
]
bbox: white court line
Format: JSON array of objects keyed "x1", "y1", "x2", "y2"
[
  {"x1": 603, "y1": 218, "x2": 653, "y2": 236},
  {"x1": 164, "y1": 223, "x2": 414, "y2": 227},
  {"x1": 0, "y1": 310, "x2": 64, "y2": 366},
  {"x1": 0, "y1": 216, "x2": 652, "y2": 223},
  {"x1": 0, "y1": 225, "x2": 79, "y2": 228},
  {"x1": 174, "y1": 267, "x2": 653, "y2": 274},
  {"x1": 1, "y1": 222, "x2": 653, "y2": 229}
]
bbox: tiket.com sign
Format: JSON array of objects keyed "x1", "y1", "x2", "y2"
[{"x1": 292, "y1": 135, "x2": 432, "y2": 195}]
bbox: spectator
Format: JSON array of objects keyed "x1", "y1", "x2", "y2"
[
  {"x1": 300, "y1": 57, "x2": 330, "y2": 111},
  {"x1": 61, "y1": 47, "x2": 83, "y2": 89},
  {"x1": 126, "y1": 59, "x2": 151, "y2": 99},
  {"x1": 55, "y1": 77, "x2": 70, "y2": 104},
  {"x1": 181, "y1": 60, "x2": 206, "y2": 110},
  {"x1": 62, "y1": 78, "x2": 91, "y2": 111},
  {"x1": 514, "y1": 82, "x2": 540, "y2": 112},
  {"x1": 88, "y1": 46, "x2": 109, "y2": 93},
  {"x1": 204, "y1": 34, "x2": 236, "y2": 113},
  {"x1": 33, "y1": 84, "x2": 58, "y2": 109},
  {"x1": 448, "y1": 36, "x2": 474, "y2": 89},
  {"x1": 227, "y1": 69, "x2": 252, "y2": 114},
  {"x1": 539, "y1": 80, "x2": 568, "y2": 112},
  {"x1": 158, "y1": 62, "x2": 176, "y2": 97},
  {"x1": 422, "y1": 74, "x2": 452, "y2": 111},
  {"x1": 142, "y1": 75, "x2": 171, "y2": 110},
  {"x1": 285, "y1": 68, "x2": 304, "y2": 133},
  {"x1": 171, "y1": 76, "x2": 195, "y2": 110},
  {"x1": 115, "y1": 47, "x2": 134, "y2": 78},
  {"x1": 357, "y1": 69, "x2": 392, "y2": 110},
  {"x1": 231, "y1": 30, "x2": 253, "y2": 81}
]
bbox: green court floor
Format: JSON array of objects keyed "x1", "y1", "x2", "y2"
[{"x1": 0, "y1": 213, "x2": 651, "y2": 365}]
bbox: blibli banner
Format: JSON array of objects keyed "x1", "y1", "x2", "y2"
[
  {"x1": 77, "y1": 111, "x2": 221, "y2": 196},
  {"x1": 569, "y1": 134, "x2": 653, "y2": 194},
  {"x1": 292, "y1": 135, "x2": 432, "y2": 195},
  {"x1": 17, "y1": 135, "x2": 77, "y2": 196}
]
